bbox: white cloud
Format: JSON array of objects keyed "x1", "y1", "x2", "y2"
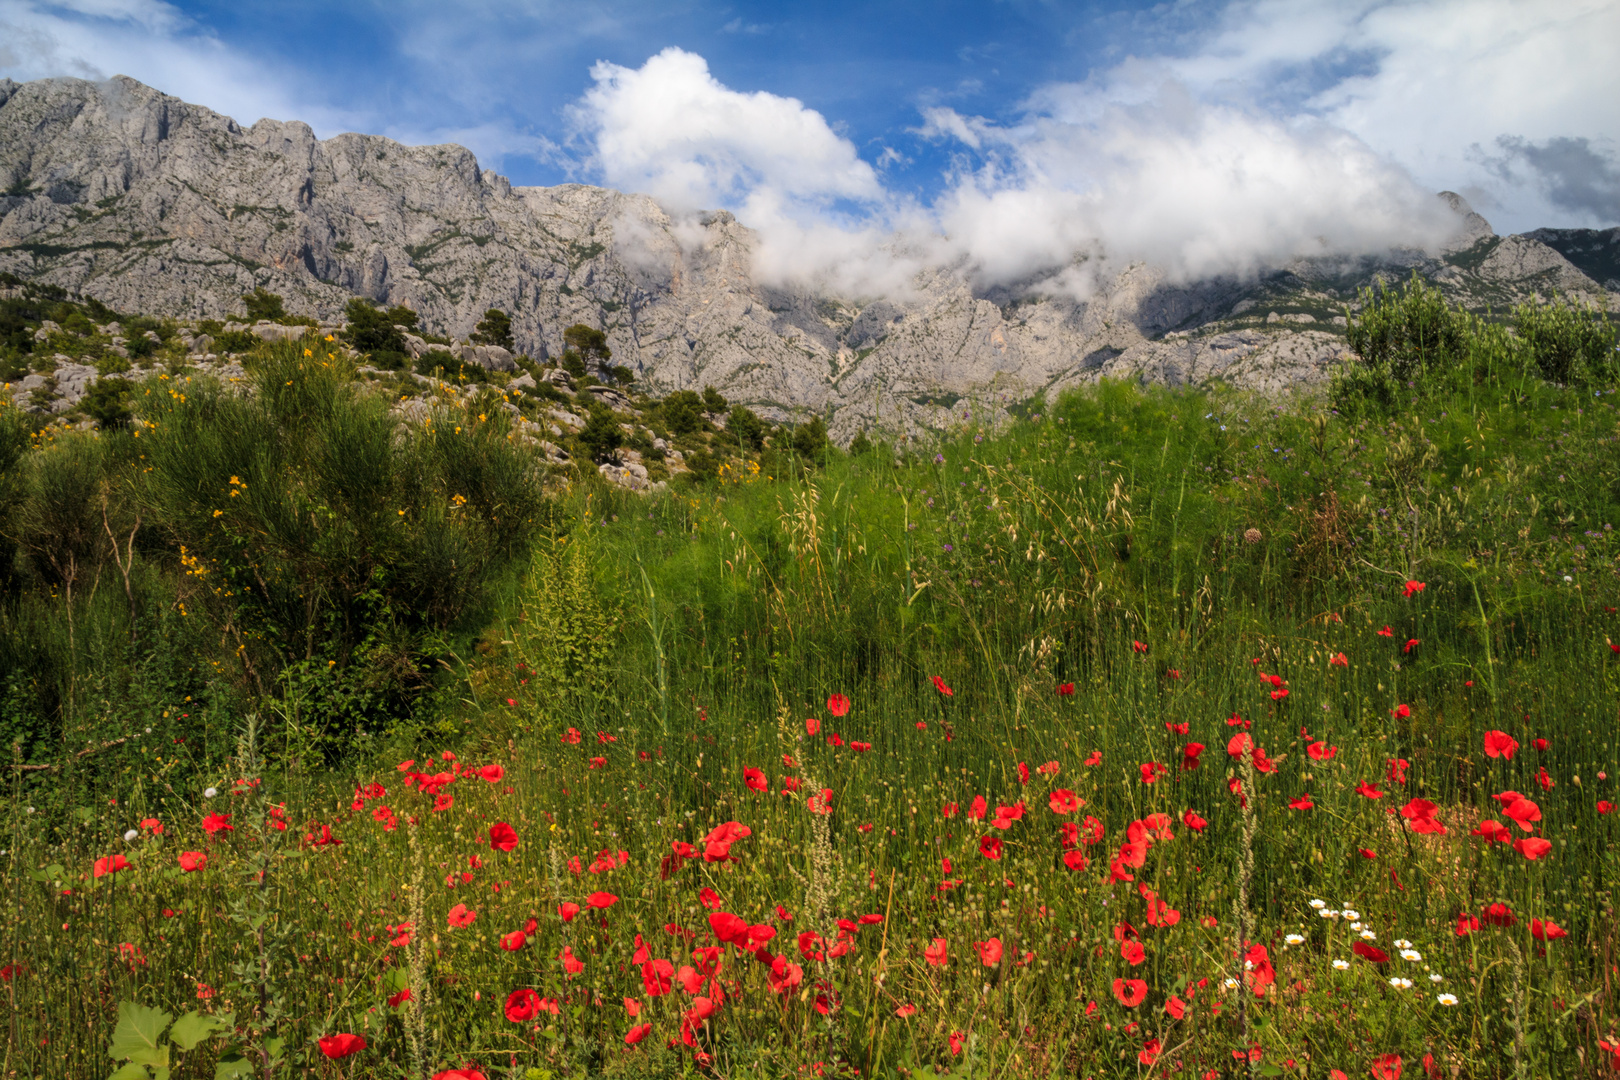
[{"x1": 0, "y1": 0, "x2": 364, "y2": 135}]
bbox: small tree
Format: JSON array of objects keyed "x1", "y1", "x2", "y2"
[
  {"x1": 563, "y1": 323, "x2": 615, "y2": 379},
  {"x1": 702, "y1": 385, "x2": 727, "y2": 413},
  {"x1": 576, "y1": 403, "x2": 624, "y2": 463},
  {"x1": 343, "y1": 299, "x2": 407, "y2": 367},
  {"x1": 792, "y1": 416, "x2": 829, "y2": 462},
  {"x1": 242, "y1": 287, "x2": 287, "y2": 323},
  {"x1": 727, "y1": 405, "x2": 765, "y2": 451},
  {"x1": 471, "y1": 309, "x2": 514, "y2": 351}
]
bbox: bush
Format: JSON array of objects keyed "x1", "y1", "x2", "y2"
[
  {"x1": 416, "y1": 348, "x2": 489, "y2": 383},
  {"x1": 660, "y1": 390, "x2": 705, "y2": 436},
  {"x1": 791, "y1": 415, "x2": 829, "y2": 462},
  {"x1": 576, "y1": 403, "x2": 624, "y2": 463},
  {"x1": 343, "y1": 298, "x2": 407, "y2": 357},
  {"x1": 471, "y1": 309, "x2": 514, "y2": 351},
  {"x1": 81, "y1": 377, "x2": 133, "y2": 430},
  {"x1": 214, "y1": 329, "x2": 256, "y2": 355},
  {"x1": 241, "y1": 287, "x2": 287, "y2": 322},
  {"x1": 1515, "y1": 295, "x2": 1617, "y2": 386}
]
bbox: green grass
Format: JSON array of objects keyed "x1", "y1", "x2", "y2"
[{"x1": 4, "y1": 366, "x2": 1620, "y2": 1077}]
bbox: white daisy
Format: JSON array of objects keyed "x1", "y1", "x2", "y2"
[
  {"x1": 1285, "y1": 934, "x2": 1305, "y2": 946},
  {"x1": 1332, "y1": 959, "x2": 1350, "y2": 970},
  {"x1": 1350, "y1": 922, "x2": 1365, "y2": 931},
  {"x1": 1309, "y1": 899, "x2": 1327, "y2": 909},
  {"x1": 1389, "y1": 977, "x2": 1413, "y2": 989},
  {"x1": 1360, "y1": 929, "x2": 1377, "y2": 940},
  {"x1": 1401, "y1": 949, "x2": 1422, "y2": 962},
  {"x1": 122, "y1": 829, "x2": 139, "y2": 842},
  {"x1": 1394, "y1": 939, "x2": 1412, "y2": 949},
  {"x1": 1437, "y1": 993, "x2": 1458, "y2": 1006},
  {"x1": 1224, "y1": 977, "x2": 1238, "y2": 989},
  {"x1": 204, "y1": 787, "x2": 218, "y2": 798},
  {"x1": 1319, "y1": 909, "x2": 1338, "y2": 918},
  {"x1": 1341, "y1": 909, "x2": 1361, "y2": 920},
  {"x1": 1429, "y1": 974, "x2": 1444, "y2": 983}
]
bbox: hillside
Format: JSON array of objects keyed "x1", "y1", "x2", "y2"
[{"x1": 1, "y1": 75, "x2": 1617, "y2": 441}]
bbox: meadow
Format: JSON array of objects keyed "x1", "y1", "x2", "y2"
[{"x1": 2, "y1": 282, "x2": 1619, "y2": 1079}]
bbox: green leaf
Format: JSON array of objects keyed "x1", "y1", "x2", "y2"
[
  {"x1": 1258, "y1": 1066, "x2": 1284, "y2": 1078},
  {"x1": 107, "y1": 1064, "x2": 151, "y2": 1080},
  {"x1": 109, "y1": 1001, "x2": 172, "y2": 1067},
  {"x1": 168, "y1": 1012, "x2": 228, "y2": 1051},
  {"x1": 212, "y1": 1052, "x2": 255, "y2": 1080}
]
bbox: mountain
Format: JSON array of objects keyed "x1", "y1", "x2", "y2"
[{"x1": 1, "y1": 75, "x2": 1615, "y2": 438}]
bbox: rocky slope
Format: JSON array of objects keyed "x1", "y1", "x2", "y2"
[{"x1": 2, "y1": 75, "x2": 1615, "y2": 439}]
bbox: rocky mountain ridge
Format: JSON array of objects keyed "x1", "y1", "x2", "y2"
[{"x1": 2, "y1": 75, "x2": 1615, "y2": 439}]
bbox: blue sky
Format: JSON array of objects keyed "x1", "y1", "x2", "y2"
[{"x1": 2, "y1": 0, "x2": 1617, "y2": 292}]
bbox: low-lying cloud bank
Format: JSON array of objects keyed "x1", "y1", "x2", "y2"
[{"x1": 571, "y1": 0, "x2": 1620, "y2": 299}]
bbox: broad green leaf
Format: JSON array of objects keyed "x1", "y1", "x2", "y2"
[
  {"x1": 168, "y1": 1012, "x2": 228, "y2": 1051},
  {"x1": 109, "y1": 1001, "x2": 172, "y2": 1067},
  {"x1": 213, "y1": 1052, "x2": 255, "y2": 1080},
  {"x1": 154, "y1": 1069, "x2": 170, "y2": 1080},
  {"x1": 107, "y1": 1063, "x2": 151, "y2": 1080},
  {"x1": 1259, "y1": 1067, "x2": 1285, "y2": 1078}
]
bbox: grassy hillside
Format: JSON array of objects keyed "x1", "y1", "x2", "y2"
[{"x1": 0, "y1": 281, "x2": 1618, "y2": 1078}]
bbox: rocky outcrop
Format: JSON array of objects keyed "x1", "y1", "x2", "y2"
[{"x1": 2, "y1": 76, "x2": 1615, "y2": 441}]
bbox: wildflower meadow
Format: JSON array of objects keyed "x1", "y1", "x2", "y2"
[{"x1": 3, "y1": 287, "x2": 1620, "y2": 1079}]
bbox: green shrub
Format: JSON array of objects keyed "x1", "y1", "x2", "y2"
[
  {"x1": 82, "y1": 376, "x2": 133, "y2": 429},
  {"x1": 1515, "y1": 294, "x2": 1617, "y2": 385}
]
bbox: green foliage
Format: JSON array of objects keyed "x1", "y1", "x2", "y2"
[
  {"x1": 240, "y1": 287, "x2": 286, "y2": 323},
  {"x1": 343, "y1": 298, "x2": 407, "y2": 363},
  {"x1": 471, "y1": 308, "x2": 514, "y2": 351},
  {"x1": 790, "y1": 414, "x2": 829, "y2": 462},
  {"x1": 1514, "y1": 294, "x2": 1617, "y2": 385},
  {"x1": 726, "y1": 404, "x2": 766, "y2": 451},
  {"x1": 701, "y1": 385, "x2": 727, "y2": 413},
  {"x1": 659, "y1": 390, "x2": 705, "y2": 436},
  {"x1": 213, "y1": 329, "x2": 256, "y2": 355},
  {"x1": 847, "y1": 429, "x2": 873, "y2": 456},
  {"x1": 561, "y1": 323, "x2": 610, "y2": 364},
  {"x1": 506, "y1": 527, "x2": 619, "y2": 727},
  {"x1": 559, "y1": 349, "x2": 587, "y2": 380},
  {"x1": 415, "y1": 348, "x2": 489, "y2": 384},
  {"x1": 83, "y1": 376, "x2": 134, "y2": 430},
  {"x1": 576, "y1": 402, "x2": 623, "y2": 463}
]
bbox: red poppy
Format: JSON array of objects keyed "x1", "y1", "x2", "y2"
[
  {"x1": 447, "y1": 904, "x2": 476, "y2": 928},
  {"x1": 1533, "y1": 737, "x2": 1549, "y2": 751},
  {"x1": 1131, "y1": 640, "x2": 1148, "y2": 653},
  {"x1": 1017, "y1": 761, "x2": 1030, "y2": 785},
  {"x1": 1455, "y1": 914, "x2": 1480, "y2": 937},
  {"x1": 1403, "y1": 638, "x2": 1421, "y2": 653},
  {"x1": 1531, "y1": 918, "x2": 1568, "y2": 941},
  {"x1": 1599, "y1": 801, "x2": 1615, "y2": 815},
  {"x1": 941, "y1": 802, "x2": 959, "y2": 818},
  {"x1": 1371, "y1": 1052, "x2": 1404, "y2": 1080},
  {"x1": 139, "y1": 817, "x2": 163, "y2": 835},
  {"x1": 1359, "y1": 848, "x2": 1377, "y2": 859},
  {"x1": 895, "y1": 1003, "x2": 917, "y2": 1017},
  {"x1": 1165, "y1": 995, "x2": 1186, "y2": 1019},
  {"x1": 479, "y1": 764, "x2": 505, "y2": 783},
  {"x1": 387, "y1": 987, "x2": 412, "y2": 1008},
  {"x1": 1329, "y1": 652, "x2": 1349, "y2": 667},
  {"x1": 1377, "y1": 626, "x2": 1394, "y2": 637},
  {"x1": 1353, "y1": 941, "x2": 1389, "y2": 963},
  {"x1": 1084, "y1": 750, "x2": 1102, "y2": 766},
  {"x1": 1062, "y1": 850, "x2": 1090, "y2": 871},
  {"x1": 1307, "y1": 741, "x2": 1338, "y2": 761},
  {"x1": 1056, "y1": 682, "x2": 1075, "y2": 696},
  {"x1": 1403, "y1": 580, "x2": 1425, "y2": 597},
  {"x1": 505, "y1": 988, "x2": 541, "y2": 1022},
  {"x1": 1470, "y1": 819, "x2": 1512, "y2": 844},
  {"x1": 1502, "y1": 797, "x2": 1541, "y2": 832},
  {"x1": 923, "y1": 938, "x2": 948, "y2": 966},
  {"x1": 1386, "y1": 758, "x2": 1409, "y2": 784},
  {"x1": 1227, "y1": 733, "x2": 1252, "y2": 758},
  {"x1": 1048, "y1": 789, "x2": 1082, "y2": 814},
  {"x1": 1139, "y1": 761, "x2": 1168, "y2": 784},
  {"x1": 931, "y1": 675, "x2": 953, "y2": 697},
  {"x1": 949, "y1": 1031, "x2": 965, "y2": 1056},
  {"x1": 827, "y1": 693, "x2": 850, "y2": 717},
  {"x1": 1355, "y1": 781, "x2": 1384, "y2": 799},
  {"x1": 978, "y1": 836, "x2": 1003, "y2": 860},
  {"x1": 588, "y1": 756, "x2": 607, "y2": 769},
  {"x1": 625, "y1": 1023, "x2": 652, "y2": 1046},
  {"x1": 975, "y1": 938, "x2": 1003, "y2": 966},
  {"x1": 1181, "y1": 809, "x2": 1207, "y2": 832},
  {"x1": 499, "y1": 929, "x2": 526, "y2": 951},
  {"x1": 318, "y1": 1034, "x2": 367, "y2": 1060},
  {"x1": 1399, "y1": 798, "x2": 1446, "y2": 835},
  {"x1": 1481, "y1": 902, "x2": 1516, "y2": 927},
  {"x1": 1120, "y1": 940, "x2": 1146, "y2": 965},
  {"x1": 560, "y1": 946, "x2": 584, "y2": 975},
  {"x1": 743, "y1": 767, "x2": 766, "y2": 792},
  {"x1": 1537, "y1": 766, "x2": 1555, "y2": 791},
  {"x1": 1112, "y1": 978, "x2": 1147, "y2": 1007},
  {"x1": 562, "y1": 728, "x2": 582, "y2": 744},
  {"x1": 1289, "y1": 795, "x2": 1314, "y2": 810},
  {"x1": 1514, "y1": 837, "x2": 1553, "y2": 860},
  {"x1": 1483, "y1": 730, "x2": 1519, "y2": 760},
  {"x1": 642, "y1": 958, "x2": 674, "y2": 996},
  {"x1": 967, "y1": 795, "x2": 987, "y2": 820},
  {"x1": 488, "y1": 822, "x2": 518, "y2": 851},
  {"x1": 1181, "y1": 743, "x2": 1205, "y2": 770},
  {"x1": 805, "y1": 716, "x2": 820, "y2": 736},
  {"x1": 177, "y1": 851, "x2": 206, "y2": 873},
  {"x1": 432, "y1": 1071, "x2": 488, "y2": 1080},
  {"x1": 201, "y1": 813, "x2": 233, "y2": 834},
  {"x1": 93, "y1": 854, "x2": 129, "y2": 878},
  {"x1": 1138, "y1": 1038, "x2": 1163, "y2": 1066}
]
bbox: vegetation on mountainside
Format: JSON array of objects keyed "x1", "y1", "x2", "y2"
[{"x1": 0, "y1": 276, "x2": 1617, "y2": 1077}]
